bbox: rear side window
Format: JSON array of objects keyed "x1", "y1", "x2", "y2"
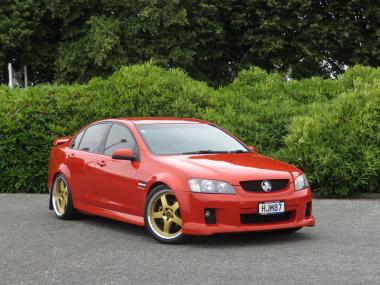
[
  {"x1": 79, "y1": 123, "x2": 110, "y2": 153},
  {"x1": 71, "y1": 130, "x2": 85, "y2": 149},
  {"x1": 104, "y1": 124, "x2": 137, "y2": 156}
]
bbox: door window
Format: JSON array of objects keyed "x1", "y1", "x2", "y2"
[
  {"x1": 71, "y1": 130, "x2": 85, "y2": 149},
  {"x1": 79, "y1": 123, "x2": 110, "y2": 153},
  {"x1": 104, "y1": 124, "x2": 137, "y2": 156}
]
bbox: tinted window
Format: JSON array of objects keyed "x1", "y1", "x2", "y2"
[
  {"x1": 71, "y1": 130, "x2": 85, "y2": 149},
  {"x1": 104, "y1": 124, "x2": 137, "y2": 156},
  {"x1": 137, "y1": 123, "x2": 248, "y2": 155},
  {"x1": 79, "y1": 123, "x2": 110, "y2": 153}
]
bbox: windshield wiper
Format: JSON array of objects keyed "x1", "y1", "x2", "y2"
[
  {"x1": 181, "y1": 150, "x2": 230, "y2": 155},
  {"x1": 228, "y1": 150, "x2": 249, "y2": 153}
]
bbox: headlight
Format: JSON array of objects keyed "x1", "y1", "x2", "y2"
[
  {"x1": 294, "y1": 174, "x2": 310, "y2": 191},
  {"x1": 188, "y1": 179, "x2": 235, "y2": 194}
]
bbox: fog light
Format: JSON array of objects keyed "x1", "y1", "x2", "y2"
[{"x1": 204, "y1": 209, "x2": 216, "y2": 224}]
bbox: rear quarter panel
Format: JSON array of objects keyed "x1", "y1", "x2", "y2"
[{"x1": 47, "y1": 142, "x2": 71, "y2": 192}]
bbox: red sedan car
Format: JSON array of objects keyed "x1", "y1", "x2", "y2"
[{"x1": 48, "y1": 118, "x2": 315, "y2": 243}]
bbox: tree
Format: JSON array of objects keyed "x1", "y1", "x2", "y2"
[
  {"x1": 0, "y1": 0, "x2": 61, "y2": 84},
  {"x1": 0, "y1": 0, "x2": 379, "y2": 85}
]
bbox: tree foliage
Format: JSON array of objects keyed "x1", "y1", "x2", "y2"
[{"x1": 0, "y1": 0, "x2": 379, "y2": 85}]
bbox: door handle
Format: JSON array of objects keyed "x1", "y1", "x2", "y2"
[
  {"x1": 97, "y1": 160, "x2": 107, "y2": 167},
  {"x1": 68, "y1": 153, "x2": 75, "y2": 159}
]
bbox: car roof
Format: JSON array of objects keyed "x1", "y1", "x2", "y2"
[{"x1": 99, "y1": 117, "x2": 210, "y2": 125}]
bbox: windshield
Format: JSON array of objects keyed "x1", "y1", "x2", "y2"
[{"x1": 136, "y1": 123, "x2": 249, "y2": 155}]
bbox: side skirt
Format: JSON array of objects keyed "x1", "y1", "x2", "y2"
[{"x1": 74, "y1": 201, "x2": 145, "y2": 227}]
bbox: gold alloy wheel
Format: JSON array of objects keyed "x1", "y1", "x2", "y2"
[
  {"x1": 52, "y1": 177, "x2": 69, "y2": 216},
  {"x1": 147, "y1": 190, "x2": 183, "y2": 239}
]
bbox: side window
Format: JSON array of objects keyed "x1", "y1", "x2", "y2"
[
  {"x1": 104, "y1": 124, "x2": 137, "y2": 156},
  {"x1": 79, "y1": 123, "x2": 110, "y2": 153},
  {"x1": 71, "y1": 130, "x2": 85, "y2": 149}
]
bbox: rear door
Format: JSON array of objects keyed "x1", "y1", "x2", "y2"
[
  {"x1": 95, "y1": 123, "x2": 140, "y2": 214},
  {"x1": 66, "y1": 123, "x2": 111, "y2": 206}
]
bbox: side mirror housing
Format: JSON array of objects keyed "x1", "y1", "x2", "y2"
[
  {"x1": 111, "y1": 149, "x2": 136, "y2": 161},
  {"x1": 248, "y1": 146, "x2": 257, "y2": 152},
  {"x1": 52, "y1": 137, "x2": 70, "y2": 146}
]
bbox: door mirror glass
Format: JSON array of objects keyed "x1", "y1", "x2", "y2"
[{"x1": 111, "y1": 149, "x2": 136, "y2": 161}]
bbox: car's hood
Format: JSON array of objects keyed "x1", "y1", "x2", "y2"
[{"x1": 159, "y1": 153, "x2": 301, "y2": 185}]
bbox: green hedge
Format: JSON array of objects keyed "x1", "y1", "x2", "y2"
[
  {"x1": 0, "y1": 63, "x2": 379, "y2": 197},
  {"x1": 279, "y1": 85, "x2": 380, "y2": 197}
]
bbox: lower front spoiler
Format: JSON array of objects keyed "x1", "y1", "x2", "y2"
[{"x1": 182, "y1": 216, "x2": 315, "y2": 236}]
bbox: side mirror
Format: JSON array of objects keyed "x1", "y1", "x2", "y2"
[
  {"x1": 248, "y1": 146, "x2": 257, "y2": 152},
  {"x1": 112, "y1": 149, "x2": 136, "y2": 161},
  {"x1": 52, "y1": 137, "x2": 70, "y2": 146}
]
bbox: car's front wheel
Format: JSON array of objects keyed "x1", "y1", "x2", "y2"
[
  {"x1": 144, "y1": 185, "x2": 188, "y2": 244},
  {"x1": 51, "y1": 174, "x2": 77, "y2": 219}
]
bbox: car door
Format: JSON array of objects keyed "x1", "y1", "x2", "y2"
[
  {"x1": 66, "y1": 123, "x2": 111, "y2": 207},
  {"x1": 95, "y1": 123, "x2": 139, "y2": 214}
]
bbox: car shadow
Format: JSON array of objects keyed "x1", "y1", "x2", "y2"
[
  {"x1": 75, "y1": 214, "x2": 314, "y2": 247},
  {"x1": 189, "y1": 230, "x2": 314, "y2": 248}
]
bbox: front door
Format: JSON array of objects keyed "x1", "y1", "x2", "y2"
[{"x1": 95, "y1": 123, "x2": 140, "y2": 214}]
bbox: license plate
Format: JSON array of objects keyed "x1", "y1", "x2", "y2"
[{"x1": 258, "y1": 201, "x2": 285, "y2": 215}]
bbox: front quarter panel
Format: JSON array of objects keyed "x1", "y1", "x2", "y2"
[{"x1": 133, "y1": 158, "x2": 191, "y2": 216}]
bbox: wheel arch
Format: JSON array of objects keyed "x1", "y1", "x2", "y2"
[
  {"x1": 146, "y1": 181, "x2": 169, "y2": 197},
  {"x1": 144, "y1": 176, "x2": 190, "y2": 224},
  {"x1": 49, "y1": 163, "x2": 71, "y2": 190}
]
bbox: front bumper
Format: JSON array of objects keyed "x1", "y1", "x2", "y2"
[{"x1": 176, "y1": 187, "x2": 315, "y2": 236}]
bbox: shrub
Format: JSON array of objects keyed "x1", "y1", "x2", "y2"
[
  {"x1": 0, "y1": 64, "x2": 215, "y2": 192},
  {"x1": 0, "y1": 84, "x2": 89, "y2": 192},
  {"x1": 0, "y1": 63, "x2": 379, "y2": 197},
  {"x1": 203, "y1": 67, "x2": 341, "y2": 154},
  {"x1": 84, "y1": 64, "x2": 215, "y2": 119},
  {"x1": 279, "y1": 87, "x2": 380, "y2": 197}
]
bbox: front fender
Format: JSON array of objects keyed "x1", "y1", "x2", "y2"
[{"x1": 145, "y1": 172, "x2": 189, "y2": 194}]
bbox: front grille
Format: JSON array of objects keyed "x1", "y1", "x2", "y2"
[
  {"x1": 240, "y1": 179, "x2": 288, "y2": 192},
  {"x1": 240, "y1": 212, "x2": 293, "y2": 224}
]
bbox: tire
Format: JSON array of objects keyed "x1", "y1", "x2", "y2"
[
  {"x1": 51, "y1": 174, "x2": 78, "y2": 220},
  {"x1": 144, "y1": 185, "x2": 189, "y2": 244}
]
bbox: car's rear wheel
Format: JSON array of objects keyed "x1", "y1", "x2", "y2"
[
  {"x1": 144, "y1": 185, "x2": 188, "y2": 244},
  {"x1": 51, "y1": 174, "x2": 77, "y2": 219}
]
